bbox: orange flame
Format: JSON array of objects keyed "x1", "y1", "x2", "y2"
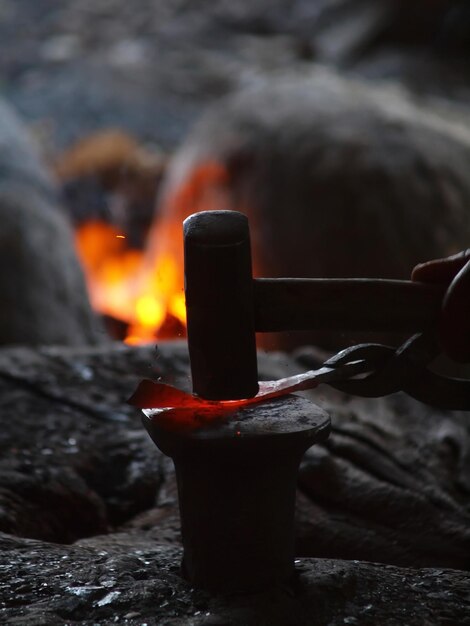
[
  {"x1": 74, "y1": 161, "x2": 233, "y2": 343},
  {"x1": 75, "y1": 221, "x2": 142, "y2": 323}
]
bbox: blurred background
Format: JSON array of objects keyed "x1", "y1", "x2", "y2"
[{"x1": 1, "y1": 0, "x2": 470, "y2": 349}]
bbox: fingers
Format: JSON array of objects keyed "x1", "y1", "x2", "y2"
[
  {"x1": 412, "y1": 250, "x2": 470, "y2": 362},
  {"x1": 439, "y1": 258, "x2": 470, "y2": 362},
  {"x1": 411, "y1": 249, "x2": 470, "y2": 284}
]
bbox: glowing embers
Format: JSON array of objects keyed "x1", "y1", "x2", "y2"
[
  {"x1": 74, "y1": 220, "x2": 186, "y2": 343},
  {"x1": 75, "y1": 221, "x2": 142, "y2": 323},
  {"x1": 72, "y1": 158, "x2": 235, "y2": 344}
]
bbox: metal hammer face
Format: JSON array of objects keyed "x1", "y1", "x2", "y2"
[{"x1": 183, "y1": 210, "x2": 259, "y2": 400}]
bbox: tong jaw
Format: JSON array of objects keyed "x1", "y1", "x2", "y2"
[{"x1": 326, "y1": 332, "x2": 470, "y2": 411}]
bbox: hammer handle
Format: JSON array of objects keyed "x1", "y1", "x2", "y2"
[{"x1": 254, "y1": 279, "x2": 445, "y2": 333}]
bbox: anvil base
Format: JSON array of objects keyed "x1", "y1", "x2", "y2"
[{"x1": 143, "y1": 394, "x2": 330, "y2": 593}]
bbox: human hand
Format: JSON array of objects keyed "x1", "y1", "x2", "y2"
[{"x1": 412, "y1": 250, "x2": 470, "y2": 362}]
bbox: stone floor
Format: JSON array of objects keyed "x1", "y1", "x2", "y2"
[{"x1": 0, "y1": 340, "x2": 469, "y2": 623}]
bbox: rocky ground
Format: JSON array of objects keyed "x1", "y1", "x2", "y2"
[
  {"x1": 0, "y1": 341, "x2": 469, "y2": 624},
  {"x1": 3, "y1": 534, "x2": 470, "y2": 626}
]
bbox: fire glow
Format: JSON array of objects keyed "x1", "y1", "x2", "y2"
[
  {"x1": 75, "y1": 220, "x2": 186, "y2": 343},
  {"x1": 74, "y1": 160, "x2": 233, "y2": 344}
]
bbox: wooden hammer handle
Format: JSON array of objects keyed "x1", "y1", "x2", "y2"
[{"x1": 254, "y1": 278, "x2": 445, "y2": 333}]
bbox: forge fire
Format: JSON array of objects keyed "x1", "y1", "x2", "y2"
[
  {"x1": 75, "y1": 219, "x2": 186, "y2": 343},
  {"x1": 70, "y1": 155, "x2": 234, "y2": 344}
]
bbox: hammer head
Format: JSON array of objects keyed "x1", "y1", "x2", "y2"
[{"x1": 184, "y1": 210, "x2": 259, "y2": 400}]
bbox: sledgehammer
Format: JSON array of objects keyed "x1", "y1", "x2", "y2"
[{"x1": 183, "y1": 210, "x2": 445, "y2": 400}]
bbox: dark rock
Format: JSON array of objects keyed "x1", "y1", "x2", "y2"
[
  {"x1": 150, "y1": 69, "x2": 470, "y2": 349},
  {"x1": 1, "y1": 532, "x2": 470, "y2": 625},
  {"x1": 0, "y1": 343, "x2": 165, "y2": 542},
  {"x1": 0, "y1": 340, "x2": 469, "y2": 620},
  {"x1": 0, "y1": 0, "x2": 467, "y2": 155},
  {"x1": 159, "y1": 70, "x2": 470, "y2": 279},
  {"x1": 0, "y1": 98, "x2": 104, "y2": 346},
  {"x1": 297, "y1": 389, "x2": 470, "y2": 569},
  {"x1": 55, "y1": 129, "x2": 166, "y2": 249}
]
